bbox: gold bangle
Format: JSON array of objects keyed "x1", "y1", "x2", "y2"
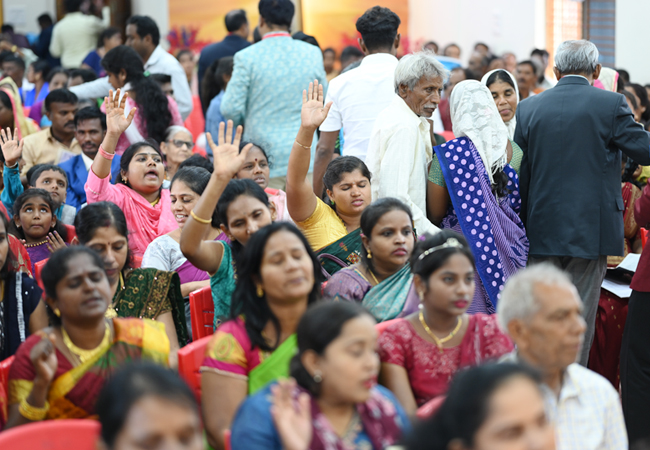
[
  {"x1": 190, "y1": 210, "x2": 212, "y2": 225},
  {"x1": 19, "y1": 398, "x2": 49, "y2": 421},
  {"x1": 294, "y1": 139, "x2": 312, "y2": 149}
]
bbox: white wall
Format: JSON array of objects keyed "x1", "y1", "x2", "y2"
[
  {"x1": 3, "y1": 0, "x2": 56, "y2": 35},
  {"x1": 408, "y1": 0, "x2": 542, "y2": 63},
  {"x1": 616, "y1": 0, "x2": 650, "y2": 85},
  {"x1": 131, "y1": 0, "x2": 169, "y2": 42}
]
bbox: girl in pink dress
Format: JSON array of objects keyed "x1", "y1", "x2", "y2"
[{"x1": 378, "y1": 230, "x2": 513, "y2": 415}]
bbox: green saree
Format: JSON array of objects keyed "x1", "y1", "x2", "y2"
[{"x1": 316, "y1": 228, "x2": 363, "y2": 278}]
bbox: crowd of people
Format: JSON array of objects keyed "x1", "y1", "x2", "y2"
[{"x1": 0, "y1": 0, "x2": 649, "y2": 449}]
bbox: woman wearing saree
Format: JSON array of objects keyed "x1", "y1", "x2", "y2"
[
  {"x1": 74, "y1": 201, "x2": 188, "y2": 364},
  {"x1": 323, "y1": 198, "x2": 420, "y2": 322},
  {"x1": 588, "y1": 154, "x2": 643, "y2": 387},
  {"x1": 426, "y1": 80, "x2": 529, "y2": 314},
  {"x1": 286, "y1": 81, "x2": 371, "y2": 277},
  {"x1": 85, "y1": 89, "x2": 176, "y2": 258},
  {"x1": 142, "y1": 166, "x2": 225, "y2": 298},
  {"x1": 201, "y1": 222, "x2": 321, "y2": 450},
  {"x1": 0, "y1": 78, "x2": 38, "y2": 144},
  {"x1": 378, "y1": 231, "x2": 513, "y2": 415},
  {"x1": 5, "y1": 246, "x2": 169, "y2": 428},
  {"x1": 180, "y1": 121, "x2": 276, "y2": 328},
  {"x1": 231, "y1": 302, "x2": 410, "y2": 450}
]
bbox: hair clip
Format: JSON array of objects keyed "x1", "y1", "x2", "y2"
[{"x1": 417, "y1": 237, "x2": 463, "y2": 261}]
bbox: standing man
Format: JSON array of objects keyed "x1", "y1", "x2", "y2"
[
  {"x1": 515, "y1": 39, "x2": 650, "y2": 367},
  {"x1": 313, "y1": 6, "x2": 401, "y2": 196},
  {"x1": 221, "y1": 0, "x2": 326, "y2": 188},
  {"x1": 49, "y1": 0, "x2": 109, "y2": 68},
  {"x1": 365, "y1": 52, "x2": 448, "y2": 236},
  {"x1": 516, "y1": 60, "x2": 538, "y2": 100},
  {"x1": 197, "y1": 9, "x2": 250, "y2": 90},
  {"x1": 69, "y1": 16, "x2": 193, "y2": 120}
]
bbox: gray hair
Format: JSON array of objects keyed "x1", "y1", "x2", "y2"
[
  {"x1": 496, "y1": 263, "x2": 578, "y2": 333},
  {"x1": 554, "y1": 40, "x2": 599, "y2": 75},
  {"x1": 394, "y1": 51, "x2": 449, "y2": 94},
  {"x1": 164, "y1": 125, "x2": 192, "y2": 141}
]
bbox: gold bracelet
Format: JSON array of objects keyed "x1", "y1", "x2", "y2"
[
  {"x1": 19, "y1": 398, "x2": 49, "y2": 421},
  {"x1": 190, "y1": 210, "x2": 212, "y2": 225},
  {"x1": 295, "y1": 139, "x2": 312, "y2": 149}
]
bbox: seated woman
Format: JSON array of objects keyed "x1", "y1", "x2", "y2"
[
  {"x1": 180, "y1": 121, "x2": 275, "y2": 326},
  {"x1": 324, "y1": 198, "x2": 419, "y2": 322},
  {"x1": 9, "y1": 189, "x2": 68, "y2": 274},
  {"x1": 404, "y1": 363, "x2": 555, "y2": 450},
  {"x1": 426, "y1": 80, "x2": 529, "y2": 314},
  {"x1": 160, "y1": 126, "x2": 195, "y2": 188},
  {"x1": 201, "y1": 222, "x2": 321, "y2": 450},
  {"x1": 231, "y1": 301, "x2": 410, "y2": 450},
  {"x1": 86, "y1": 89, "x2": 176, "y2": 257},
  {"x1": 101, "y1": 45, "x2": 183, "y2": 156},
  {"x1": 96, "y1": 363, "x2": 203, "y2": 450},
  {"x1": 23, "y1": 60, "x2": 50, "y2": 110},
  {"x1": 286, "y1": 81, "x2": 371, "y2": 273},
  {"x1": 378, "y1": 231, "x2": 514, "y2": 415},
  {"x1": 0, "y1": 210, "x2": 47, "y2": 360},
  {"x1": 5, "y1": 246, "x2": 169, "y2": 428},
  {"x1": 236, "y1": 141, "x2": 291, "y2": 222},
  {"x1": 75, "y1": 202, "x2": 188, "y2": 363},
  {"x1": 0, "y1": 78, "x2": 38, "y2": 140},
  {"x1": 142, "y1": 166, "x2": 222, "y2": 297}
]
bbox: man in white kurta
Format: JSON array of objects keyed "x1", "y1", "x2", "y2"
[{"x1": 365, "y1": 51, "x2": 448, "y2": 236}]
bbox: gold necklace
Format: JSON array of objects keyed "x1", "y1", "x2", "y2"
[
  {"x1": 419, "y1": 311, "x2": 462, "y2": 353},
  {"x1": 23, "y1": 239, "x2": 48, "y2": 248},
  {"x1": 367, "y1": 268, "x2": 380, "y2": 285},
  {"x1": 62, "y1": 321, "x2": 111, "y2": 364},
  {"x1": 150, "y1": 196, "x2": 160, "y2": 207}
]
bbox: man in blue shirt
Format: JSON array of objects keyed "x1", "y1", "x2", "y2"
[{"x1": 198, "y1": 9, "x2": 250, "y2": 91}]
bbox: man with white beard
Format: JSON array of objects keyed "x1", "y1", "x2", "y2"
[{"x1": 365, "y1": 51, "x2": 448, "y2": 235}]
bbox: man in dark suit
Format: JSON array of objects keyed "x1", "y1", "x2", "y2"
[
  {"x1": 59, "y1": 107, "x2": 121, "y2": 211},
  {"x1": 197, "y1": 9, "x2": 251, "y2": 91},
  {"x1": 514, "y1": 39, "x2": 650, "y2": 366}
]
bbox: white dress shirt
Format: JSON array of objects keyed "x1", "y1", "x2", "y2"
[
  {"x1": 366, "y1": 96, "x2": 439, "y2": 236},
  {"x1": 319, "y1": 53, "x2": 399, "y2": 160},
  {"x1": 69, "y1": 45, "x2": 193, "y2": 120}
]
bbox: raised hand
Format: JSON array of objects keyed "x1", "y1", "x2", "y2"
[
  {"x1": 206, "y1": 120, "x2": 253, "y2": 179},
  {"x1": 30, "y1": 332, "x2": 57, "y2": 385},
  {"x1": 301, "y1": 80, "x2": 332, "y2": 130},
  {"x1": 0, "y1": 127, "x2": 24, "y2": 168},
  {"x1": 271, "y1": 379, "x2": 312, "y2": 450},
  {"x1": 104, "y1": 89, "x2": 136, "y2": 137}
]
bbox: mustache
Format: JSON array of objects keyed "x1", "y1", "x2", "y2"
[{"x1": 65, "y1": 121, "x2": 75, "y2": 127}]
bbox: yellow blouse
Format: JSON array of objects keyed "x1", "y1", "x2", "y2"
[{"x1": 295, "y1": 197, "x2": 348, "y2": 251}]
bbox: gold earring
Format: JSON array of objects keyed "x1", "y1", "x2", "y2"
[
  {"x1": 256, "y1": 285, "x2": 264, "y2": 297},
  {"x1": 122, "y1": 177, "x2": 127, "y2": 183},
  {"x1": 367, "y1": 249, "x2": 372, "y2": 259},
  {"x1": 54, "y1": 308, "x2": 61, "y2": 317}
]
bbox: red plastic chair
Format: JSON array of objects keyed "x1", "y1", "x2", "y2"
[
  {"x1": 190, "y1": 286, "x2": 215, "y2": 340},
  {"x1": 0, "y1": 419, "x2": 100, "y2": 448},
  {"x1": 63, "y1": 224, "x2": 76, "y2": 243},
  {"x1": 416, "y1": 395, "x2": 446, "y2": 419},
  {"x1": 375, "y1": 318, "x2": 403, "y2": 335},
  {"x1": 177, "y1": 335, "x2": 213, "y2": 404}
]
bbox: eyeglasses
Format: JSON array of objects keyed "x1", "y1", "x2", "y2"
[{"x1": 170, "y1": 139, "x2": 194, "y2": 150}]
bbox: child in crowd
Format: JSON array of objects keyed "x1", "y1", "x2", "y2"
[
  {"x1": 8, "y1": 189, "x2": 68, "y2": 274},
  {"x1": 0, "y1": 126, "x2": 76, "y2": 224}
]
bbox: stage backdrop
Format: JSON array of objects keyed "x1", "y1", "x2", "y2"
[{"x1": 168, "y1": 0, "x2": 413, "y2": 56}]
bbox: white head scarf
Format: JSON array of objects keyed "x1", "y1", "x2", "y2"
[
  {"x1": 450, "y1": 80, "x2": 509, "y2": 184},
  {"x1": 481, "y1": 69, "x2": 519, "y2": 140}
]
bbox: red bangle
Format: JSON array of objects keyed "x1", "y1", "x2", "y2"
[{"x1": 98, "y1": 146, "x2": 115, "y2": 160}]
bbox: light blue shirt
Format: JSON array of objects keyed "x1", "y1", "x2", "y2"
[{"x1": 220, "y1": 35, "x2": 327, "y2": 178}]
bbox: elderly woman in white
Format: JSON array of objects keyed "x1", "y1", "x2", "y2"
[{"x1": 365, "y1": 51, "x2": 448, "y2": 236}]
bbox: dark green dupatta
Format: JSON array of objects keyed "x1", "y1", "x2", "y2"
[
  {"x1": 113, "y1": 268, "x2": 190, "y2": 346},
  {"x1": 316, "y1": 228, "x2": 363, "y2": 279}
]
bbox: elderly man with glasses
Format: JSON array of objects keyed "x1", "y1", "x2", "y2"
[{"x1": 498, "y1": 264, "x2": 627, "y2": 450}]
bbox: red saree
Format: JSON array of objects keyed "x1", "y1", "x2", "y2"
[{"x1": 588, "y1": 182, "x2": 642, "y2": 387}]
